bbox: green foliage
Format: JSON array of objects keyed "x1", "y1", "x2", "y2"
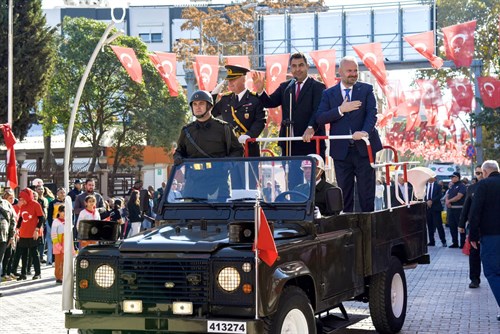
[
  {"x1": 44, "y1": 17, "x2": 189, "y2": 173},
  {"x1": 0, "y1": 0, "x2": 57, "y2": 141}
]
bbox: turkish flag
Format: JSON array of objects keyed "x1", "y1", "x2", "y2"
[
  {"x1": 442, "y1": 20, "x2": 477, "y2": 68},
  {"x1": 309, "y1": 49, "x2": 337, "y2": 88},
  {"x1": 381, "y1": 80, "x2": 406, "y2": 115},
  {"x1": 352, "y1": 42, "x2": 387, "y2": 86},
  {"x1": 149, "y1": 52, "x2": 178, "y2": 97},
  {"x1": 447, "y1": 78, "x2": 474, "y2": 115},
  {"x1": 416, "y1": 79, "x2": 443, "y2": 126},
  {"x1": 194, "y1": 55, "x2": 219, "y2": 92},
  {"x1": 1, "y1": 123, "x2": 18, "y2": 189},
  {"x1": 267, "y1": 106, "x2": 282, "y2": 126},
  {"x1": 110, "y1": 46, "x2": 143, "y2": 83},
  {"x1": 403, "y1": 31, "x2": 444, "y2": 69},
  {"x1": 402, "y1": 90, "x2": 422, "y2": 131},
  {"x1": 255, "y1": 207, "x2": 278, "y2": 267},
  {"x1": 477, "y1": 77, "x2": 500, "y2": 109},
  {"x1": 265, "y1": 54, "x2": 289, "y2": 94}
]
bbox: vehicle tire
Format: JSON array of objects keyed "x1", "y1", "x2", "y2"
[
  {"x1": 263, "y1": 286, "x2": 316, "y2": 334},
  {"x1": 369, "y1": 256, "x2": 407, "y2": 334}
]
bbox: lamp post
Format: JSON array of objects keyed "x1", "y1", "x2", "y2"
[
  {"x1": 136, "y1": 157, "x2": 144, "y2": 181},
  {"x1": 16, "y1": 151, "x2": 28, "y2": 190},
  {"x1": 98, "y1": 151, "x2": 109, "y2": 197},
  {"x1": 198, "y1": 3, "x2": 257, "y2": 55}
]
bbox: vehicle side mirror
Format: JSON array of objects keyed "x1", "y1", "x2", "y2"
[{"x1": 325, "y1": 187, "x2": 343, "y2": 215}]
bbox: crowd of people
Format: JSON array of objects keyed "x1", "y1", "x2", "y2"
[{"x1": 0, "y1": 177, "x2": 166, "y2": 293}]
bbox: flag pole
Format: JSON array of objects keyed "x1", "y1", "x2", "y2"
[{"x1": 254, "y1": 198, "x2": 260, "y2": 320}]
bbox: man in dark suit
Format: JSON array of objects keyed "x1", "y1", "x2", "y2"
[
  {"x1": 469, "y1": 160, "x2": 500, "y2": 320},
  {"x1": 459, "y1": 165, "x2": 483, "y2": 288},
  {"x1": 389, "y1": 172, "x2": 414, "y2": 207},
  {"x1": 251, "y1": 52, "x2": 326, "y2": 189},
  {"x1": 315, "y1": 56, "x2": 382, "y2": 212},
  {"x1": 425, "y1": 174, "x2": 446, "y2": 247},
  {"x1": 212, "y1": 65, "x2": 266, "y2": 157}
]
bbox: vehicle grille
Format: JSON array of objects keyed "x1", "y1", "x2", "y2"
[{"x1": 119, "y1": 257, "x2": 210, "y2": 308}]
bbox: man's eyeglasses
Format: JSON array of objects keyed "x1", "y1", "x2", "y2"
[{"x1": 475, "y1": 171, "x2": 482, "y2": 175}]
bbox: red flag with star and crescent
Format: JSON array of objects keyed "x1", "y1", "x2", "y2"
[
  {"x1": 149, "y1": 52, "x2": 178, "y2": 97},
  {"x1": 0, "y1": 123, "x2": 18, "y2": 189},
  {"x1": 477, "y1": 77, "x2": 500, "y2": 109},
  {"x1": 309, "y1": 49, "x2": 338, "y2": 88},
  {"x1": 110, "y1": 45, "x2": 143, "y2": 83},
  {"x1": 442, "y1": 20, "x2": 477, "y2": 68},
  {"x1": 403, "y1": 31, "x2": 444, "y2": 69},
  {"x1": 416, "y1": 79, "x2": 443, "y2": 127},
  {"x1": 447, "y1": 78, "x2": 474, "y2": 115},
  {"x1": 194, "y1": 55, "x2": 219, "y2": 91},
  {"x1": 403, "y1": 90, "x2": 422, "y2": 132},
  {"x1": 265, "y1": 54, "x2": 289, "y2": 94},
  {"x1": 352, "y1": 42, "x2": 387, "y2": 87}
]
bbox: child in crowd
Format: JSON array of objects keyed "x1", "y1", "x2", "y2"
[
  {"x1": 77, "y1": 195, "x2": 101, "y2": 249},
  {"x1": 51, "y1": 205, "x2": 66, "y2": 284}
]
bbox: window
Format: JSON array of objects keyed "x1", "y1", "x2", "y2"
[
  {"x1": 151, "y1": 33, "x2": 163, "y2": 43},
  {"x1": 139, "y1": 33, "x2": 163, "y2": 43},
  {"x1": 139, "y1": 33, "x2": 151, "y2": 43}
]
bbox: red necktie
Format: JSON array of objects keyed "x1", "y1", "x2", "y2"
[{"x1": 295, "y1": 82, "x2": 302, "y2": 102}]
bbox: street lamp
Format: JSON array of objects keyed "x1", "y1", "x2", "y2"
[
  {"x1": 199, "y1": 2, "x2": 258, "y2": 55},
  {"x1": 17, "y1": 150, "x2": 26, "y2": 168},
  {"x1": 98, "y1": 151, "x2": 108, "y2": 170},
  {"x1": 136, "y1": 157, "x2": 144, "y2": 180}
]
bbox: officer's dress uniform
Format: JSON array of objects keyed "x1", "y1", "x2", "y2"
[
  {"x1": 174, "y1": 116, "x2": 243, "y2": 200},
  {"x1": 212, "y1": 89, "x2": 266, "y2": 157}
]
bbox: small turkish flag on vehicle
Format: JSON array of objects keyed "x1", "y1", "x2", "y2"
[
  {"x1": 110, "y1": 45, "x2": 143, "y2": 83},
  {"x1": 255, "y1": 207, "x2": 278, "y2": 267}
]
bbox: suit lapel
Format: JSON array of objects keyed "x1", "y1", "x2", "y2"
[
  {"x1": 351, "y1": 82, "x2": 362, "y2": 102},
  {"x1": 332, "y1": 84, "x2": 343, "y2": 105}
]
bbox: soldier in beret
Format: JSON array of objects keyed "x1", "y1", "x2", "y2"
[{"x1": 212, "y1": 65, "x2": 267, "y2": 157}]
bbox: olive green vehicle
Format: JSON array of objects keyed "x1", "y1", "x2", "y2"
[{"x1": 65, "y1": 156, "x2": 429, "y2": 334}]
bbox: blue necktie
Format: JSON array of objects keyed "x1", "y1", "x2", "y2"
[{"x1": 344, "y1": 88, "x2": 351, "y2": 101}]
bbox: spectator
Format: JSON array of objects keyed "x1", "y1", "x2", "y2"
[
  {"x1": 126, "y1": 190, "x2": 142, "y2": 237},
  {"x1": 13, "y1": 188, "x2": 45, "y2": 281},
  {"x1": 153, "y1": 182, "x2": 166, "y2": 214},
  {"x1": 469, "y1": 160, "x2": 500, "y2": 321},
  {"x1": 68, "y1": 179, "x2": 83, "y2": 202},
  {"x1": 1, "y1": 189, "x2": 18, "y2": 282},
  {"x1": 74, "y1": 179, "x2": 105, "y2": 217},
  {"x1": 46, "y1": 187, "x2": 66, "y2": 266},
  {"x1": 263, "y1": 181, "x2": 273, "y2": 202},
  {"x1": 0, "y1": 190, "x2": 16, "y2": 292},
  {"x1": 459, "y1": 165, "x2": 484, "y2": 288},
  {"x1": 51, "y1": 205, "x2": 66, "y2": 284},
  {"x1": 374, "y1": 179, "x2": 385, "y2": 211},
  {"x1": 109, "y1": 199, "x2": 125, "y2": 238},
  {"x1": 445, "y1": 172, "x2": 467, "y2": 248},
  {"x1": 77, "y1": 195, "x2": 101, "y2": 250},
  {"x1": 425, "y1": 174, "x2": 446, "y2": 247}
]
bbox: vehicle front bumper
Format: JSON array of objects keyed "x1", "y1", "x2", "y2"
[{"x1": 65, "y1": 313, "x2": 264, "y2": 333}]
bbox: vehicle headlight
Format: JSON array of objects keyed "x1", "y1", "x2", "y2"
[
  {"x1": 94, "y1": 264, "x2": 115, "y2": 288},
  {"x1": 217, "y1": 267, "x2": 240, "y2": 292}
]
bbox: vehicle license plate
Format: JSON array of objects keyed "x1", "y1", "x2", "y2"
[{"x1": 207, "y1": 320, "x2": 247, "y2": 333}]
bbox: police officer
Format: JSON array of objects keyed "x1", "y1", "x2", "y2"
[
  {"x1": 212, "y1": 65, "x2": 266, "y2": 157},
  {"x1": 173, "y1": 91, "x2": 243, "y2": 200}
]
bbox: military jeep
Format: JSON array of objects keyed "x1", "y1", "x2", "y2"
[{"x1": 65, "y1": 155, "x2": 429, "y2": 334}]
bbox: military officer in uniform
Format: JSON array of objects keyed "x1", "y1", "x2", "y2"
[
  {"x1": 212, "y1": 65, "x2": 266, "y2": 157},
  {"x1": 174, "y1": 90, "x2": 243, "y2": 200}
]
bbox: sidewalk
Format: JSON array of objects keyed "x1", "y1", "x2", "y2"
[{"x1": 1, "y1": 243, "x2": 499, "y2": 333}]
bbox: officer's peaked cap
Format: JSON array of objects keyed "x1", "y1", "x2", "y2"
[
  {"x1": 225, "y1": 65, "x2": 250, "y2": 80},
  {"x1": 189, "y1": 90, "x2": 213, "y2": 106}
]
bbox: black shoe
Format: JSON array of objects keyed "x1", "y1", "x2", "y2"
[
  {"x1": 12, "y1": 272, "x2": 20, "y2": 277},
  {"x1": 32, "y1": 274, "x2": 41, "y2": 280},
  {"x1": 56, "y1": 280, "x2": 62, "y2": 284},
  {"x1": 449, "y1": 244, "x2": 459, "y2": 248},
  {"x1": 17, "y1": 275, "x2": 27, "y2": 281},
  {"x1": 40, "y1": 259, "x2": 47, "y2": 264},
  {"x1": 442, "y1": 241, "x2": 447, "y2": 247},
  {"x1": 459, "y1": 244, "x2": 464, "y2": 249},
  {"x1": 469, "y1": 281, "x2": 480, "y2": 288},
  {"x1": 427, "y1": 242, "x2": 435, "y2": 246},
  {"x1": 26, "y1": 271, "x2": 32, "y2": 275}
]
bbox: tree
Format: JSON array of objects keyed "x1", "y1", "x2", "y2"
[
  {"x1": 0, "y1": 0, "x2": 57, "y2": 141},
  {"x1": 43, "y1": 17, "x2": 188, "y2": 176},
  {"x1": 174, "y1": 0, "x2": 326, "y2": 68}
]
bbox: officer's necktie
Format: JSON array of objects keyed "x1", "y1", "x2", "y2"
[{"x1": 295, "y1": 82, "x2": 302, "y2": 102}]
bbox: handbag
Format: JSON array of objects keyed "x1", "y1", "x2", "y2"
[{"x1": 462, "y1": 236, "x2": 471, "y2": 256}]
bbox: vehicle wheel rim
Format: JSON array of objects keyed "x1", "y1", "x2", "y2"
[
  {"x1": 281, "y1": 309, "x2": 309, "y2": 334},
  {"x1": 391, "y1": 273, "x2": 404, "y2": 318}
]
